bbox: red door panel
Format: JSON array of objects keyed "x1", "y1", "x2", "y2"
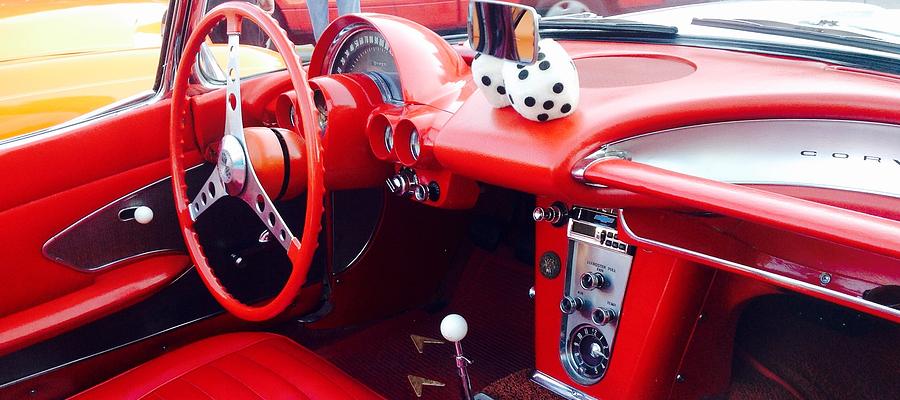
[{"x1": 0, "y1": 99, "x2": 198, "y2": 355}]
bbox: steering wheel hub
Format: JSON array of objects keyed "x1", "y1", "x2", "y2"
[{"x1": 218, "y1": 134, "x2": 247, "y2": 195}]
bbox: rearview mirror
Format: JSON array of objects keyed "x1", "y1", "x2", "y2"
[{"x1": 468, "y1": 0, "x2": 540, "y2": 64}]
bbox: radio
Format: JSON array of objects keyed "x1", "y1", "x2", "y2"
[{"x1": 559, "y1": 207, "x2": 635, "y2": 385}]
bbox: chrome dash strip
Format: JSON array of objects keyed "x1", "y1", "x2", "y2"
[{"x1": 617, "y1": 210, "x2": 900, "y2": 323}]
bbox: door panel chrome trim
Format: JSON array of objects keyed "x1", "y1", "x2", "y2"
[{"x1": 573, "y1": 119, "x2": 900, "y2": 199}]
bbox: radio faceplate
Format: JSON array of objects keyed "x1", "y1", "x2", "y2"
[{"x1": 559, "y1": 208, "x2": 635, "y2": 385}]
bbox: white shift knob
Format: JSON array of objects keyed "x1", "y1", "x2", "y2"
[
  {"x1": 134, "y1": 206, "x2": 154, "y2": 224},
  {"x1": 440, "y1": 314, "x2": 468, "y2": 343}
]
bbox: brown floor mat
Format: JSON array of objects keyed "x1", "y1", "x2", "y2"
[
  {"x1": 285, "y1": 247, "x2": 535, "y2": 399},
  {"x1": 480, "y1": 370, "x2": 563, "y2": 400},
  {"x1": 726, "y1": 296, "x2": 900, "y2": 400}
]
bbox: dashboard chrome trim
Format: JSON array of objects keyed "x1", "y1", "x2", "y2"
[
  {"x1": 570, "y1": 150, "x2": 631, "y2": 187},
  {"x1": 558, "y1": 213, "x2": 634, "y2": 385},
  {"x1": 531, "y1": 370, "x2": 597, "y2": 400},
  {"x1": 572, "y1": 119, "x2": 900, "y2": 198},
  {"x1": 617, "y1": 210, "x2": 900, "y2": 322}
]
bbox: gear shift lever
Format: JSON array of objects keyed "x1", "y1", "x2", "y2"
[{"x1": 441, "y1": 314, "x2": 473, "y2": 399}]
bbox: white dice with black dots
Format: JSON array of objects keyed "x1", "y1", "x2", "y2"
[
  {"x1": 471, "y1": 39, "x2": 579, "y2": 122},
  {"x1": 502, "y1": 39, "x2": 579, "y2": 122},
  {"x1": 471, "y1": 52, "x2": 512, "y2": 108}
]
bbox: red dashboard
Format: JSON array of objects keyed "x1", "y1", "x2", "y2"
[{"x1": 209, "y1": 13, "x2": 900, "y2": 399}]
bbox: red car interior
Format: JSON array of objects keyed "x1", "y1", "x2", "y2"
[{"x1": 0, "y1": 0, "x2": 898, "y2": 399}]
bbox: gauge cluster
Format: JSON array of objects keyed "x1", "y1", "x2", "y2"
[
  {"x1": 327, "y1": 28, "x2": 402, "y2": 103},
  {"x1": 301, "y1": 15, "x2": 479, "y2": 209}
]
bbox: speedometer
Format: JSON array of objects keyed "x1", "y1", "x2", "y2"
[
  {"x1": 330, "y1": 30, "x2": 396, "y2": 75},
  {"x1": 329, "y1": 29, "x2": 401, "y2": 102}
]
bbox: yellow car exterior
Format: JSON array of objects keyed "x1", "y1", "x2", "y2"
[{"x1": 0, "y1": 0, "x2": 285, "y2": 141}]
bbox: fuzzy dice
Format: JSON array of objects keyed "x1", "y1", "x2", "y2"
[
  {"x1": 471, "y1": 52, "x2": 512, "y2": 108},
  {"x1": 471, "y1": 39, "x2": 580, "y2": 122},
  {"x1": 502, "y1": 39, "x2": 580, "y2": 122}
]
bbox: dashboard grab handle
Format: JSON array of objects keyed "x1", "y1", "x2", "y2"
[{"x1": 580, "y1": 158, "x2": 900, "y2": 260}]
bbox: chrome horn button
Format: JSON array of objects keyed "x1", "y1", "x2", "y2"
[{"x1": 218, "y1": 134, "x2": 248, "y2": 195}]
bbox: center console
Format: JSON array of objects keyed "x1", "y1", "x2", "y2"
[
  {"x1": 532, "y1": 204, "x2": 639, "y2": 399},
  {"x1": 559, "y1": 207, "x2": 636, "y2": 385}
]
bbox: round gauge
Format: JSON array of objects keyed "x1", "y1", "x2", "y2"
[
  {"x1": 539, "y1": 251, "x2": 561, "y2": 279},
  {"x1": 329, "y1": 30, "x2": 397, "y2": 75},
  {"x1": 409, "y1": 128, "x2": 420, "y2": 160},
  {"x1": 328, "y1": 29, "x2": 402, "y2": 101},
  {"x1": 568, "y1": 325, "x2": 611, "y2": 380},
  {"x1": 383, "y1": 125, "x2": 393, "y2": 152}
]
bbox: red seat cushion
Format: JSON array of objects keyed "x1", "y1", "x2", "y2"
[{"x1": 71, "y1": 332, "x2": 384, "y2": 400}]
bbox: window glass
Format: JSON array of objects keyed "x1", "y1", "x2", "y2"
[{"x1": 0, "y1": 0, "x2": 169, "y2": 141}]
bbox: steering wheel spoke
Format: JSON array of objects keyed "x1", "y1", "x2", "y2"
[
  {"x1": 190, "y1": 168, "x2": 227, "y2": 221},
  {"x1": 225, "y1": 33, "x2": 245, "y2": 140},
  {"x1": 238, "y1": 174, "x2": 297, "y2": 252}
]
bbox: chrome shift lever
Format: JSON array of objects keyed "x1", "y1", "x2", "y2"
[{"x1": 441, "y1": 314, "x2": 473, "y2": 400}]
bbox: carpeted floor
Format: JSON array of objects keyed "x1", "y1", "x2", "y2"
[
  {"x1": 480, "y1": 370, "x2": 563, "y2": 400},
  {"x1": 285, "y1": 246, "x2": 535, "y2": 399},
  {"x1": 725, "y1": 296, "x2": 900, "y2": 400}
]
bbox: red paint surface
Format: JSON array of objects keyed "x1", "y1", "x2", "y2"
[{"x1": 276, "y1": 0, "x2": 472, "y2": 38}]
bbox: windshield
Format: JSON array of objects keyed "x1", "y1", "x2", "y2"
[
  {"x1": 609, "y1": 1, "x2": 900, "y2": 54},
  {"x1": 243, "y1": 0, "x2": 900, "y2": 59}
]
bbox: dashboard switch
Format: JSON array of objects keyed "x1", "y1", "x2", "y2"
[
  {"x1": 560, "y1": 296, "x2": 584, "y2": 314},
  {"x1": 580, "y1": 272, "x2": 608, "y2": 290},
  {"x1": 591, "y1": 307, "x2": 617, "y2": 326}
]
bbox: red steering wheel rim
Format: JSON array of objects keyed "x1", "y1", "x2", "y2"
[{"x1": 169, "y1": 2, "x2": 324, "y2": 321}]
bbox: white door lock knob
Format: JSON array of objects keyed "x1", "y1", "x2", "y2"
[{"x1": 134, "y1": 206, "x2": 154, "y2": 224}]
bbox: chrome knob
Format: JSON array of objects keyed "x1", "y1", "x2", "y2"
[
  {"x1": 580, "y1": 272, "x2": 608, "y2": 290},
  {"x1": 533, "y1": 205, "x2": 565, "y2": 225},
  {"x1": 386, "y1": 175, "x2": 410, "y2": 195},
  {"x1": 413, "y1": 184, "x2": 430, "y2": 202},
  {"x1": 591, "y1": 307, "x2": 617, "y2": 326},
  {"x1": 560, "y1": 296, "x2": 584, "y2": 314}
]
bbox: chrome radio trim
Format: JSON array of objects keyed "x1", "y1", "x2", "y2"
[
  {"x1": 559, "y1": 208, "x2": 635, "y2": 386},
  {"x1": 572, "y1": 119, "x2": 900, "y2": 199}
]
